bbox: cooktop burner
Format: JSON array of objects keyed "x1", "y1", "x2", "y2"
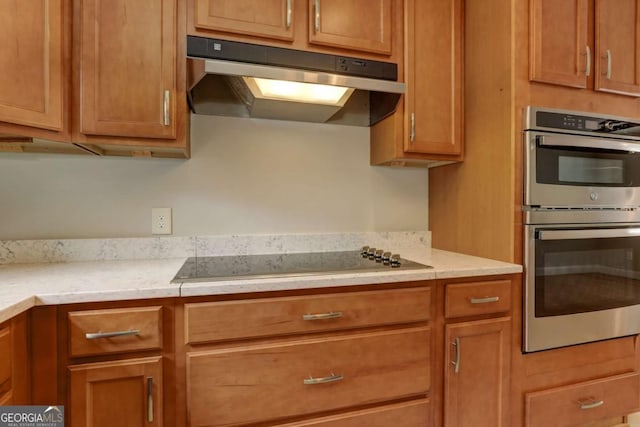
[{"x1": 171, "y1": 250, "x2": 431, "y2": 283}]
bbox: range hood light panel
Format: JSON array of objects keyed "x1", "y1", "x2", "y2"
[{"x1": 243, "y1": 77, "x2": 355, "y2": 106}]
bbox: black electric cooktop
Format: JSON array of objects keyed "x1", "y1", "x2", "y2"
[{"x1": 171, "y1": 250, "x2": 431, "y2": 283}]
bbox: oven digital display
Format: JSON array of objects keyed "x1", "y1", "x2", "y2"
[
  {"x1": 558, "y1": 156, "x2": 624, "y2": 184},
  {"x1": 585, "y1": 119, "x2": 600, "y2": 130}
]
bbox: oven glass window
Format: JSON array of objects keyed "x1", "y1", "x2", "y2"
[
  {"x1": 535, "y1": 233, "x2": 640, "y2": 317},
  {"x1": 537, "y1": 146, "x2": 640, "y2": 187},
  {"x1": 558, "y1": 156, "x2": 624, "y2": 184}
]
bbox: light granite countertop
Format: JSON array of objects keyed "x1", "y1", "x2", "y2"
[{"x1": 0, "y1": 248, "x2": 521, "y2": 324}]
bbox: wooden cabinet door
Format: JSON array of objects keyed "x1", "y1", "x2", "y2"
[
  {"x1": 529, "y1": 0, "x2": 589, "y2": 88},
  {"x1": 0, "y1": 0, "x2": 65, "y2": 131},
  {"x1": 69, "y1": 357, "x2": 162, "y2": 427},
  {"x1": 404, "y1": 0, "x2": 463, "y2": 156},
  {"x1": 308, "y1": 0, "x2": 392, "y2": 55},
  {"x1": 594, "y1": 0, "x2": 640, "y2": 96},
  {"x1": 194, "y1": 0, "x2": 294, "y2": 41},
  {"x1": 444, "y1": 317, "x2": 510, "y2": 427},
  {"x1": 0, "y1": 324, "x2": 11, "y2": 403},
  {"x1": 79, "y1": 0, "x2": 176, "y2": 139}
]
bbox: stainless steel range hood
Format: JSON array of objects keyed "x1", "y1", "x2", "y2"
[{"x1": 187, "y1": 37, "x2": 405, "y2": 126}]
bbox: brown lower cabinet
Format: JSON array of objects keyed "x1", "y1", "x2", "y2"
[
  {"x1": 179, "y1": 283, "x2": 435, "y2": 427},
  {"x1": 0, "y1": 313, "x2": 30, "y2": 406},
  {"x1": 27, "y1": 272, "x2": 640, "y2": 427},
  {"x1": 69, "y1": 357, "x2": 163, "y2": 427},
  {"x1": 444, "y1": 317, "x2": 511, "y2": 427}
]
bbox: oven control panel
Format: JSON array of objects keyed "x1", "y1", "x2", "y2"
[{"x1": 526, "y1": 107, "x2": 640, "y2": 137}]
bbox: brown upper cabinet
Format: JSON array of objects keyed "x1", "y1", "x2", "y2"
[
  {"x1": 189, "y1": 0, "x2": 401, "y2": 63},
  {"x1": 193, "y1": 0, "x2": 296, "y2": 42},
  {"x1": 0, "y1": 0, "x2": 188, "y2": 158},
  {"x1": 371, "y1": 0, "x2": 464, "y2": 166},
  {"x1": 530, "y1": 0, "x2": 640, "y2": 97},
  {"x1": 0, "y1": 0, "x2": 65, "y2": 133},
  {"x1": 308, "y1": 0, "x2": 393, "y2": 55},
  {"x1": 78, "y1": 0, "x2": 177, "y2": 140}
]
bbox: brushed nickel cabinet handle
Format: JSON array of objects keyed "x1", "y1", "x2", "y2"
[
  {"x1": 410, "y1": 113, "x2": 416, "y2": 143},
  {"x1": 452, "y1": 337, "x2": 460, "y2": 374},
  {"x1": 147, "y1": 377, "x2": 154, "y2": 422},
  {"x1": 604, "y1": 49, "x2": 612, "y2": 79},
  {"x1": 585, "y1": 45, "x2": 591, "y2": 77},
  {"x1": 302, "y1": 311, "x2": 343, "y2": 321},
  {"x1": 85, "y1": 329, "x2": 140, "y2": 339},
  {"x1": 314, "y1": 0, "x2": 320, "y2": 32},
  {"x1": 304, "y1": 373, "x2": 344, "y2": 385},
  {"x1": 579, "y1": 400, "x2": 604, "y2": 410},
  {"x1": 470, "y1": 296, "x2": 500, "y2": 304},
  {"x1": 164, "y1": 90, "x2": 171, "y2": 126},
  {"x1": 286, "y1": 0, "x2": 292, "y2": 29}
]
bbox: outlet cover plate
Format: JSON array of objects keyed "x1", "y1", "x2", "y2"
[{"x1": 152, "y1": 207, "x2": 172, "y2": 235}]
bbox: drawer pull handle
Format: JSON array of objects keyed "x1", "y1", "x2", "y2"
[
  {"x1": 147, "y1": 377, "x2": 154, "y2": 423},
  {"x1": 579, "y1": 400, "x2": 604, "y2": 410},
  {"x1": 302, "y1": 311, "x2": 343, "y2": 321},
  {"x1": 85, "y1": 329, "x2": 140, "y2": 339},
  {"x1": 304, "y1": 373, "x2": 344, "y2": 385},
  {"x1": 452, "y1": 337, "x2": 461, "y2": 374},
  {"x1": 470, "y1": 296, "x2": 500, "y2": 304}
]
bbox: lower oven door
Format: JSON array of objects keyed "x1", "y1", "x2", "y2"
[{"x1": 524, "y1": 224, "x2": 640, "y2": 352}]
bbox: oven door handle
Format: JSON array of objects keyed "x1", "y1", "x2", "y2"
[
  {"x1": 538, "y1": 228, "x2": 640, "y2": 240},
  {"x1": 537, "y1": 134, "x2": 640, "y2": 153}
]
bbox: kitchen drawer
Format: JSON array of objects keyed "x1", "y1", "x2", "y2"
[
  {"x1": 444, "y1": 279, "x2": 511, "y2": 318},
  {"x1": 186, "y1": 326, "x2": 431, "y2": 426},
  {"x1": 185, "y1": 287, "x2": 431, "y2": 344},
  {"x1": 68, "y1": 306, "x2": 162, "y2": 357},
  {"x1": 0, "y1": 325, "x2": 11, "y2": 390},
  {"x1": 525, "y1": 372, "x2": 640, "y2": 427},
  {"x1": 274, "y1": 399, "x2": 431, "y2": 427}
]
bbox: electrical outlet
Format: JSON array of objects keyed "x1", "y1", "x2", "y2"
[{"x1": 151, "y1": 207, "x2": 172, "y2": 235}]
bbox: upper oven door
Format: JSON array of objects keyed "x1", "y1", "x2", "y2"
[{"x1": 524, "y1": 131, "x2": 640, "y2": 208}]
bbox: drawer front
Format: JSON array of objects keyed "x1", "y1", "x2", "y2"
[
  {"x1": 185, "y1": 287, "x2": 431, "y2": 344},
  {"x1": 525, "y1": 372, "x2": 640, "y2": 427},
  {"x1": 445, "y1": 280, "x2": 512, "y2": 318},
  {"x1": 68, "y1": 306, "x2": 162, "y2": 357},
  {"x1": 187, "y1": 327, "x2": 431, "y2": 426},
  {"x1": 0, "y1": 325, "x2": 11, "y2": 391},
  {"x1": 274, "y1": 399, "x2": 431, "y2": 427}
]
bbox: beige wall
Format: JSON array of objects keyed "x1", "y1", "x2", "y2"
[{"x1": 0, "y1": 115, "x2": 428, "y2": 240}]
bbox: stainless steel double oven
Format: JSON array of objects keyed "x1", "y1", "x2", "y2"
[{"x1": 524, "y1": 106, "x2": 640, "y2": 352}]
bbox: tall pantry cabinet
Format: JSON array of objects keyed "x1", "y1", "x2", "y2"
[{"x1": 428, "y1": 0, "x2": 640, "y2": 426}]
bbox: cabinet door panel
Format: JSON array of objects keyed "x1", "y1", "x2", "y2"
[
  {"x1": 308, "y1": 0, "x2": 392, "y2": 55},
  {"x1": 595, "y1": 0, "x2": 640, "y2": 96},
  {"x1": 80, "y1": 0, "x2": 176, "y2": 138},
  {"x1": 0, "y1": 0, "x2": 64, "y2": 131},
  {"x1": 194, "y1": 0, "x2": 294, "y2": 41},
  {"x1": 444, "y1": 317, "x2": 510, "y2": 427},
  {"x1": 69, "y1": 357, "x2": 162, "y2": 427},
  {"x1": 405, "y1": 0, "x2": 463, "y2": 155},
  {"x1": 530, "y1": 0, "x2": 589, "y2": 88},
  {"x1": 0, "y1": 325, "x2": 10, "y2": 396}
]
